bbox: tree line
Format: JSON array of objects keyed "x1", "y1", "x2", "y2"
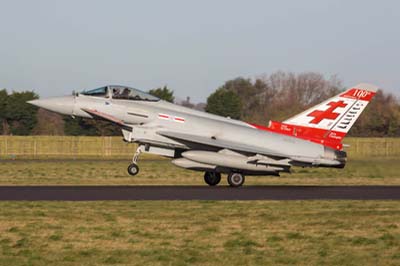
[
  {"x1": 1, "y1": 71, "x2": 399, "y2": 137},
  {"x1": 0, "y1": 90, "x2": 39, "y2": 135},
  {"x1": 206, "y1": 72, "x2": 400, "y2": 137}
]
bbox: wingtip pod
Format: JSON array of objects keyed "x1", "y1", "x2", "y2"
[{"x1": 340, "y1": 83, "x2": 379, "y2": 101}]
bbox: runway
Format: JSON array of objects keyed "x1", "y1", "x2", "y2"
[{"x1": 0, "y1": 186, "x2": 399, "y2": 200}]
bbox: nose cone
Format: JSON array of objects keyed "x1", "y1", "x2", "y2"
[{"x1": 27, "y1": 96, "x2": 75, "y2": 115}]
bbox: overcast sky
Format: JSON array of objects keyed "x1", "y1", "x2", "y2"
[{"x1": 1, "y1": 0, "x2": 399, "y2": 102}]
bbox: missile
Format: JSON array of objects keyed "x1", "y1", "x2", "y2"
[{"x1": 181, "y1": 150, "x2": 287, "y2": 173}]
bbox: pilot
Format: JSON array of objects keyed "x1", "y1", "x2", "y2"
[
  {"x1": 121, "y1": 88, "x2": 130, "y2": 99},
  {"x1": 113, "y1": 88, "x2": 121, "y2": 98}
]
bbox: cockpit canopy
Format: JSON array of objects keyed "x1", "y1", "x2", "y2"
[
  {"x1": 81, "y1": 86, "x2": 108, "y2": 97},
  {"x1": 81, "y1": 85, "x2": 159, "y2": 101}
]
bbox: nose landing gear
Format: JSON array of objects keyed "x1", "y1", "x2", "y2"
[{"x1": 127, "y1": 145, "x2": 144, "y2": 176}]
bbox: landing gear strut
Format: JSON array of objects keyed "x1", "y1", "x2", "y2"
[
  {"x1": 127, "y1": 145, "x2": 144, "y2": 176},
  {"x1": 204, "y1": 172, "x2": 221, "y2": 186},
  {"x1": 227, "y1": 172, "x2": 245, "y2": 187}
]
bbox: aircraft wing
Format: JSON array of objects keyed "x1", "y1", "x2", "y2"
[{"x1": 157, "y1": 131, "x2": 288, "y2": 159}]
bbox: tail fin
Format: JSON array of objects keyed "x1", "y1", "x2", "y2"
[
  {"x1": 266, "y1": 83, "x2": 378, "y2": 149},
  {"x1": 284, "y1": 83, "x2": 378, "y2": 132}
]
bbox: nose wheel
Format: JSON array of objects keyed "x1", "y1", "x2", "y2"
[
  {"x1": 127, "y1": 163, "x2": 139, "y2": 176},
  {"x1": 227, "y1": 173, "x2": 245, "y2": 187}
]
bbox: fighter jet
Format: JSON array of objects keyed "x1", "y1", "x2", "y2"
[{"x1": 28, "y1": 83, "x2": 377, "y2": 187}]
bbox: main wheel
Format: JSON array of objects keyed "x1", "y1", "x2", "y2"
[
  {"x1": 204, "y1": 172, "x2": 221, "y2": 186},
  {"x1": 127, "y1": 163, "x2": 139, "y2": 176},
  {"x1": 227, "y1": 173, "x2": 245, "y2": 187}
]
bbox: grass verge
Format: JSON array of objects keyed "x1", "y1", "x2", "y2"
[
  {"x1": 0, "y1": 157, "x2": 399, "y2": 185},
  {"x1": 0, "y1": 201, "x2": 399, "y2": 266}
]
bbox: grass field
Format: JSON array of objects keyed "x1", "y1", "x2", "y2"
[
  {"x1": 0, "y1": 201, "x2": 399, "y2": 266},
  {"x1": 1, "y1": 156, "x2": 400, "y2": 265},
  {"x1": 0, "y1": 156, "x2": 399, "y2": 185}
]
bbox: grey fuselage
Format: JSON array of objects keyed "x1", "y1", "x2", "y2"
[{"x1": 29, "y1": 89, "x2": 345, "y2": 175}]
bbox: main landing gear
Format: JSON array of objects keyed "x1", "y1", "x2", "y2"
[
  {"x1": 227, "y1": 172, "x2": 245, "y2": 187},
  {"x1": 204, "y1": 172, "x2": 221, "y2": 186},
  {"x1": 127, "y1": 146, "x2": 143, "y2": 176},
  {"x1": 204, "y1": 171, "x2": 245, "y2": 187}
]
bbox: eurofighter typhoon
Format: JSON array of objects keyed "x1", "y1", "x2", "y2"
[{"x1": 28, "y1": 83, "x2": 377, "y2": 186}]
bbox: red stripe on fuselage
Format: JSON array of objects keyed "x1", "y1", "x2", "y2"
[
  {"x1": 158, "y1": 114, "x2": 170, "y2": 119},
  {"x1": 174, "y1": 117, "x2": 185, "y2": 122}
]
